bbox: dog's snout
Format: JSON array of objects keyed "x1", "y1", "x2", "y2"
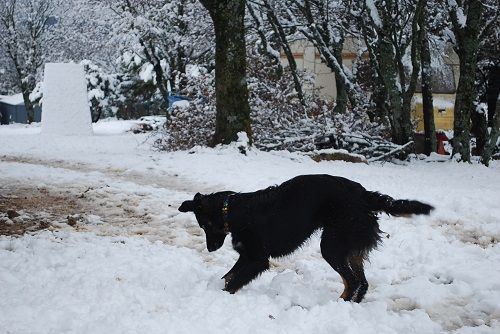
[
  {"x1": 207, "y1": 243, "x2": 221, "y2": 252},
  {"x1": 207, "y1": 239, "x2": 224, "y2": 252}
]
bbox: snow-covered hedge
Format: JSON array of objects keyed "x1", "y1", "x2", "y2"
[
  {"x1": 154, "y1": 56, "x2": 398, "y2": 158},
  {"x1": 154, "y1": 57, "x2": 335, "y2": 151}
]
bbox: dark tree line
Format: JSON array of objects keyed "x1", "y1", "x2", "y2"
[
  {"x1": 1, "y1": 0, "x2": 499, "y2": 164},
  {"x1": 214, "y1": 0, "x2": 499, "y2": 163}
]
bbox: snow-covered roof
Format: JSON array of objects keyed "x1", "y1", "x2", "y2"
[{"x1": 0, "y1": 93, "x2": 24, "y2": 105}]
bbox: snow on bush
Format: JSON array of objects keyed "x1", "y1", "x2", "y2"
[
  {"x1": 155, "y1": 57, "x2": 359, "y2": 152},
  {"x1": 154, "y1": 69, "x2": 216, "y2": 151},
  {"x1": 247, "y1": 56, "x2": 335, "y2": 152},
  {"x1": 153, "y1": 56, "x2": 394, "y2": 158},
  {"x1": 81, "y1": 60, "x2": 120, "y2": 122}
]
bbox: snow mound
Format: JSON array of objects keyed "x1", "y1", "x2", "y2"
[{"x1": 41, "y1": 63, "x2": 93, "y2": 136}]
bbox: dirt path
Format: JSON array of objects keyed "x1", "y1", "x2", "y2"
[
  {"x1": 0, "y1": 156, "x2": 218, "y2": 252},
  {"x1": 1, "y1": 154, "x2": 218, "y2": 193}
]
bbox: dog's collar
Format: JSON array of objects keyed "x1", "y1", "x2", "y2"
[{"x1": 222, "y1": 196, "x2": 231, "y2": 233}]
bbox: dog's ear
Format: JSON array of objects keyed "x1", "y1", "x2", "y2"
[
  {"x1": 194, "y1": 192, "x2": 202, "y2": 200},
  {"x1": 179, "y1": 200, "x2": 195, "y2": 212}
]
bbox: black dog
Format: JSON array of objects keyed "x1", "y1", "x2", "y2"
[{"x1": 179, "y1": 174, "x2": 433, "y2": 302}]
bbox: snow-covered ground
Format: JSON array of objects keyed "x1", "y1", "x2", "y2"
[{"x1": 1, "y1": 121, "x2": 499, "y2": 334}]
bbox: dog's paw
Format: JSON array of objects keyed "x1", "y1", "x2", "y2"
[
  {"x1": 223, "y1": 279, "x2": 239, "y2": 293},
  {"x1": 222, "y1": 274, "x2": 234, "y2": 290},
  {"x1": 222, "y1": 286, "x2": 238, "y2": 294},
  {"x1": 223, "y1": 279, "x2": 243, "y2": 294},
  {"x1": 351, "y1": 282, "x2": 368, "y2": 303}
]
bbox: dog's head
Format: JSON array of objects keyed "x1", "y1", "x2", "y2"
[{"x1": 179, "y1": 192, "x2": 232, "y2": 252}]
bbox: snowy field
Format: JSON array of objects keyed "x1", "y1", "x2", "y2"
[{"x1": 1, "y1": 120, "x2": 499, "y2": 334}]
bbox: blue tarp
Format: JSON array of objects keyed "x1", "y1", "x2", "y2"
[{"x1": 168, "y1": 95, "x2": 190, "y2": 112}]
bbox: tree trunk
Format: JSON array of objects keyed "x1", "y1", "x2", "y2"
[
  {"x1": 199, "y1": 0, "x2": 252, "y2": 145},
  {"x1": 362, "y1": 29, "x2": 390, "y2": 123},
  {"x1": 278, "y1": 37, "x2": 305, "y2": 106},
  {"x1": 7, "y1": 46, "x2": 36, "y2": 123},
  {"x1": 138, "y1": 38, "x2": 170, "y2": 118},
  {"x1": 481, "y1": 100, "x2": 499, "y2": 166},
  {"x1": 332, "y1": 47, "x2": 347, "y2": 114},
  {"x1": 450, "y1": 0, "x2": 483, "y2": 162},
  {"x1": 486, "y1": 66, "x2": 500, "y2": 127},
  {"x1": 312, "y1": 36, "x2": 355, "y2": 110},
  {"x1": 176, "y1": 0, "x2": 189, "y2": 92},
  {"x1": 471, "y1": 107, "x2": 487, "y2": 155},
  {"x1": 378, "y1": 30, "x2": 406, "y2": 144},
  {"x1": 453, "y1": 56, "x2": 476, "y2": 161},
  {"x1": 401, "y1": 0, "x2": 424, "y2": 146},
  {"x1": 481, "y1": 66, "x2": 500, "y2": 166},
  {"x1": 419, "y1": 5, "x2": 436, "y2": 155},
  {"x1": 21, "y1": 90, "x2": 35, "y2": 124},
  {"x1": 376, "y1": 0, "x2": 413, "y2": 145}
]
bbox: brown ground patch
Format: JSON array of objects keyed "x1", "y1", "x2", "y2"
[
  {"x1": 0, "y1": 187, "x2": 85, "y2": 237},
  {"x1": 431, "y1": 219, "x2": 499, "y2": 248},
  {"x1": 0, "y1": 179, "x2": 205, "y2": 249},
  {"x1": 0, "y1": 219, "x2": 50, "y2": 236}
]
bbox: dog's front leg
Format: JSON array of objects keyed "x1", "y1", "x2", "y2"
[
  {"x1": 222, "y1": 255, "x2": 248, "y2": 286},
  {"x1": 223, "y1": 259, "x2": 269, "y2": 294}
]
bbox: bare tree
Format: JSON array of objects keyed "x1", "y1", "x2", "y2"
[
  {"x1": 476, "y1": 0, "x2": 499, "y2": 161},
  {"x1": 246, "y1": 0, "x2": 306, "y2": 106},
  {"x1": 285, "y1": 0, "x2": 361, "y2": 114},
  {"x1": 419, "y1": 0, "x2": 436, "y2": 155},
  {"x1": 447, "y1": 0, "x2": 483, "y2": 162},
  {"x1": 103, "y1": 0, "x2": 213, "y2": 118},
  {"x1": 355, "y1": 0, "x2": 425, "y2": 145},
  {"x1": 0, "y1": 0, "x2": 58, "y2": 123}
]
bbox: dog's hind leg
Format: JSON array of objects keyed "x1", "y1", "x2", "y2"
[
  {"x1": 324, "y1": 208, "x2": 379, "y2": 302},
  {"x1": 339, "y1": 276, "x2": 350, "y2": 300},
  {"x1": 320, "y1": 229, "x2": 357, "y2": 302},
  {"x1": 223, "y1": 259, "x2": 269, "y2": 294},
  {"x1": 348, "y1": 255, "x2": 369, "y2": 303}
]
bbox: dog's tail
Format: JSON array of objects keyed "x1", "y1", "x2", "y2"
[{"x1": 366, "y1": 191, "x2": 434, "y2": 216}]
